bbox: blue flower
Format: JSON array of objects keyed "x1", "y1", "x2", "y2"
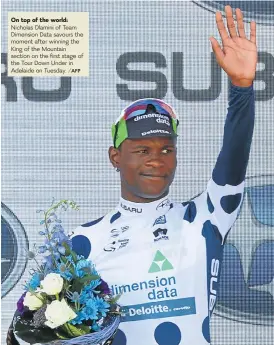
[
  {"x1": 43, "y1": 255, "x2": 54, "y2": 273},
  {"x1": 69, "y1": 310, "x2": 86, "y2": 325},
  {"x1": 56, "y1": 263, "x2": 73, "y2": 281},
  {"x1": 52, "y1": 224, "x2": 64, "y2": 232},
  {"x1": 78, "y1": 280, "x2": 102, "y2": 305},
  {"x1": 44, "y1": 239, "x2": 52, "y2": 250},
  {"x1": 51, "y1": 230, "x2": 72, "y2": 248},
  {"x1": 66, "y1": 254, "x2": 75, "y2": 263},
  {"x1": 76, "y1": 255, "x2": 85, "y2": 260},
  {"x1": 38, "y1": 245, "x2": 47, "y2": 254},
  {"x1": 82, "y1": 298, "x2": 99, "y2": 320},
  {"x1": 83, "y1": 279, "x2": 101, "y2": 292},
  {"x1": 75, "y1": 259, "x2": 92, "y2": 278},
  {"x1": 57, "y1": 245, "x2": 66, "y2": 255},
  {"x1": 25, "y1": 272, "x2": 41, "y2": 291},
  {"x1": 79, "y1": 289, "x2": 91, "y2": 304},
  {"x1": 54, "y1": 251, "x2": 61, "y2": 260},
  {"x1": 67, "y1": 291, "x2": 80, "y2": 303},
  {"x1": 94, "y1": 296, "x2": 110, "y2": 317},
  {"x1": 91, "y1": 267, "x2": 99, "y2": 276}
]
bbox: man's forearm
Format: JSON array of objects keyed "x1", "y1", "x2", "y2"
[{"x1": 212, "y1": 81, "x2": 255, "y2": 186}]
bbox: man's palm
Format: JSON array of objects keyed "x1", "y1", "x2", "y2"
[{"x1": 210, "y1": 6, "x2": 257, "y2": 86}]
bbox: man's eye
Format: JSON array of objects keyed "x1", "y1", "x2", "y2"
[
  {"x1": 137, "y1": 150, "x2": 148, "y2": 154},
  {"x1": 162, "y1": 149, "x2": 173, "y2": 154}
]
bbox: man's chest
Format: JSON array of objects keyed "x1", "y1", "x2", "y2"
[{"x1": 92, "y1": 215, "x2": 208, "y2": 308}]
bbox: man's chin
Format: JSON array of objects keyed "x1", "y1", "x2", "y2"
[{"x1": 136, "y1": 187, "x2": 169, "y2": 201}]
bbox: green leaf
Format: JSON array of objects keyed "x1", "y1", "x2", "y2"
[
  {"x1": 60, "y1": 255, "x2": 68, "y2": 264},
  {"x1": 71, "y1": 252, "x2": 78, "y2": 262},
  {"x1": 108, "y1": 294, "x2": 122, "y2": 304},
  {"x1": 81, "y1": 267, "x2": 92, "y2": 274},
  {"x1": 62, "y1": 242, "x2": 73, "y2": 257},
  {"x1": 79, "y1": 274, "x2": 100, "y2": 284},
  {"x1": 70, "y1": 274, "x2": 100, "y2": 293},
  {"x1": 58, "y1": 323, "x2": 90, "y2": 338},
  {"x1": 54, "y1": 329, "x2": 70, "y2": 340},
  {"x1": 71, "y1": 280, "x2": 82, "y2": 293}
]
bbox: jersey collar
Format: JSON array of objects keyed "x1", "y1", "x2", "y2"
[{"x1": 118, "y1": 195, "x2": 172, "y2": 217}]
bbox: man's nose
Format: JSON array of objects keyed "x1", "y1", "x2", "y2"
[{"x1": 145, "y1": 153, "x2": 165, "y2": 167}]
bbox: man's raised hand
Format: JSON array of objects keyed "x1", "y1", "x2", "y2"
[{"x1": 209, "y1": 5, "x2": 257, "y2": 87}]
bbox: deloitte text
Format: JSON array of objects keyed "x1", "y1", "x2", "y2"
[
  {"x1": 110, "y1": 275, "x2": 177, "y2": 300},
  {"x1": 122, "y1": 297, "x2": 196, "y2": 321},
  {"x1": 141, "y1": 129, "x2": 170, "y2": 137}
]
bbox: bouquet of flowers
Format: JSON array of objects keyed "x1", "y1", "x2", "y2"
[{"x1": 8, "y1": 200, "x2": 121, "y2": 345}]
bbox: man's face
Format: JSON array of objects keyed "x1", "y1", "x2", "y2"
[{"x1": 109, "y1": 137, "x2": 177, "y2": 202}]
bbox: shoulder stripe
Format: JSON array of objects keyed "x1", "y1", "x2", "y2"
[
  {"x1": 110, "y1": 211, "x2": 121, "y2": 224},
  {"x1": 183, "y1": 201, "x2": 197, "y2": 223},
  {"x1": 81, "y1": 216, "x2": 104, "y2": 228}
]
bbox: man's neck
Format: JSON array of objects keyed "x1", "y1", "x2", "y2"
[{"x1": 117, "y1": 194, "x2": 172, "y2": 217}]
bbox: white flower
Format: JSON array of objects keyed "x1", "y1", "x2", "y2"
[
  {"x1": 39, "y1": 273, "x2": 64, "y2": 295},
  {"x1": 23, "y1": 292, "x2": 43, "y2": 311},
  {"x1": 44, "y1": 299, "x2": 77, "y2": 329}
]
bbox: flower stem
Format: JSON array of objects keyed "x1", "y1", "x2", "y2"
[{"x1": 55, "y1": 293, "x2": 59, "y2": 301}]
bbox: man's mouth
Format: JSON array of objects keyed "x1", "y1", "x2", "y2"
[{"x1": 140, "y1": 174, "x2": 167, "y2": 179}]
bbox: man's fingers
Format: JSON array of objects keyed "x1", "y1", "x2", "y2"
[
  {"x1": 250, "y1": 21, "x2": 256, "y2": 44},
  {"x1": 215, "y1": 11, "x2": 229, "y2": 42},
  {"x1": 225, "y1": 5, "x2": 237, "y2": 38},
  {"x1": 209, "y1": 37, "x2": 225, "y2": 65},
  {"x1": 235, "y1": 8, "x2": 246, "y2": 38}
]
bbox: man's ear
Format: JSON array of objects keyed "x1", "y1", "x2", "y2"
[{"x1": 108, "y1": 146, "x2": 121, "y2": 169}]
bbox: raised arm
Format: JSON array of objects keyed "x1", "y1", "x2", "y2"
[
  {"x1": 193, "y1": 6, "x2": 257, "y2": 240},
  {"x1": 206, "y1": 81, "x2": 254, "y2": 239}
]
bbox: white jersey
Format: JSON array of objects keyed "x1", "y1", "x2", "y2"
[{"x1": 71, "y1": 177, "x2": 244, "y2": 345}]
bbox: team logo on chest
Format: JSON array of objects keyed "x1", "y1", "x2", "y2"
[
  {"x1": 152, "y1": 215, "x2": 169, "y2": 242},
  {"x1": 153, "y1": 215, "x2": 166, "y2": 226},
  {"x1": 153, "y1": 228, "x2": 169, "y2": 242},
  {"x1": 103, "y1": 226, "x2": 130, "y2": 252},
  {"x1": 156, "y1": 199, "x2": 171, "y2": 210}
]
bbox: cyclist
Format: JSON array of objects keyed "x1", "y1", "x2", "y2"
[{"x1": 72, "y1": 5, "x2": 257, "y2": 345}]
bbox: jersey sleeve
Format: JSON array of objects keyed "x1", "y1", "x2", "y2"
[
  {"x1": 69, "y1": 216, "x2": 105, "y2": 260},
  {"x1": 70, "y1": 225, "x2": 93, "y2": 259},
  {"x1": 197, "y1": 81, "x2": 255, "y2": 240}
]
